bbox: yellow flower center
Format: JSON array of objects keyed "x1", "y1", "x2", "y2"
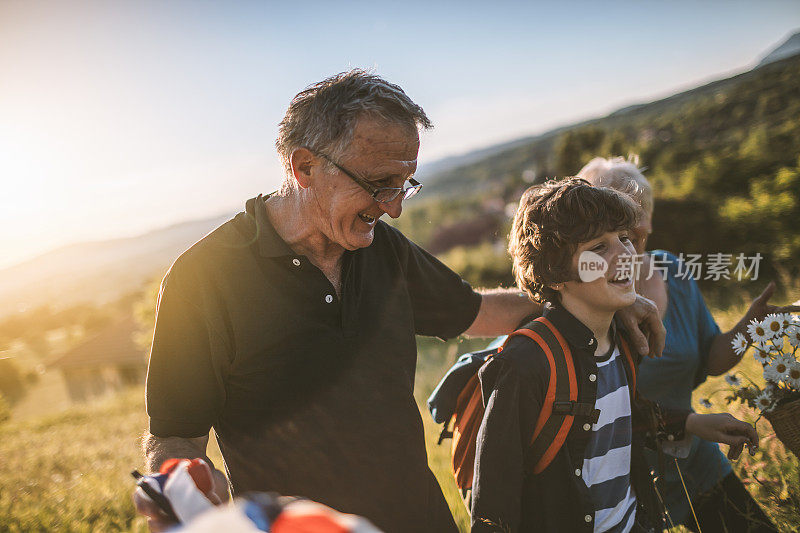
[
  {"x1": 770, "y1": 322, "x2": 781, "y2": 332},
  {"x1": 756, "y1": 326, "x2": 765, "y2": 336},
  {"x1": 777, "y1": 364, "x2": 787, "y2": 373},
  {"x1": 790, "y1": 369, "x2": 800, "y2": 380}
]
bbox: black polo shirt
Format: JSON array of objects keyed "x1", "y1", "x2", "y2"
[{"x1": 146, "y1": 195, "x2": 481, "y2": 533}]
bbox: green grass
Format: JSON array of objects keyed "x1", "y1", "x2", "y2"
[
  {"x1": 0, "y1": 389, "x2": 150, "y2": 532},
  {"x1": 0, "y1": 388, "x2": 224, "y2": 533},
  {"x1": 2, "y1": 304, "x2": 798, "y2": 532}
]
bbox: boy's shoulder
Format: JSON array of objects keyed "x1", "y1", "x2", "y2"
[
  {"x1": 479, "y1": 334, "x2": 551, "y2": 399},
  {"x1": 490, "y1": 324, "x2": 563, "y2": 382}
]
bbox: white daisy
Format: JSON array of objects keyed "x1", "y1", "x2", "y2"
[
  {"x1": 755, "y1": 390, "x2": 775, "y2": 412},
  {"x1": 747, "y1": 318, "x2": 771, "y2": 344},
  {"x1": 763, "y1": 313, "x2": 784, "y2": 338},
  {"x1": 724, "y1": 374, "x2": 742, "y2": 387},
  {"x1": 731, "y1": 332, "x2": 749, "y2": 356},
  {"x1": 764, "y1": 355, "x2": 792, "y2": 382},
  {"x1": 699, "y1": 398, "x2": 713, "y2": 408},
  {"x1": 784, "y1": 363, "x2": 800, "y2": 389},
  {"x1": 753, "y1": 344, "x2": 772, "y2": 365},
  {"x1": 771, "y1": 337, "x2": 785, "y2": 353},
  {"x1": 786, "y1": 324, "x2": 800, "y2": 349}
]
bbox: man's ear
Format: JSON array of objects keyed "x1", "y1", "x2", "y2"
[
  {"x1": 549, "y1": 282, "x2": 564, "y2": 294},
  {"x1": 289, "y1": 148, "x2": 318, "y2": 189}
]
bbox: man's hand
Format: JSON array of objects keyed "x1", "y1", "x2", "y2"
[
  {"x1": 133, "y1": 464, "x2": 223, "y2": 532},
  {"x1": 137, "y1": 434, "x2": 229, "y2": 531},
  {"x1": 133, "y1": 488, "x2": 179, "y2": 533},
  {"x1": 685, "y1": 413, "x2": 759, "y2": 460},
  {"x1": 615, "y1": 294, "x2": 665, "y2": 358}
]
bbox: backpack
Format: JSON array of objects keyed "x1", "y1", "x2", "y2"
[{"x1": 427, "y1": 316, "x2": 637, "y2": 500}]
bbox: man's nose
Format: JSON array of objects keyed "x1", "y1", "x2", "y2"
[{"x1": 380, "y1": 195, "x2": 403, "y2": 219}]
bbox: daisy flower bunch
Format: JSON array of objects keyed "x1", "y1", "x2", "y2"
[{"x1": 727, "y1": 312, "x2": 800, "y2": 414}]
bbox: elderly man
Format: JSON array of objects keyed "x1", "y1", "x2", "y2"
[{"x1": 138, "y1": 71, "x2": 663, "y2": 532}]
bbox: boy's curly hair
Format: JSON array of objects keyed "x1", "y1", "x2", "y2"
[{"x1": 508, "y1": 177, "x2": 639, "y2": 303}]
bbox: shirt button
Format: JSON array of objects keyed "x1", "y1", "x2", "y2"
[
  {"x1": 574, "y1": 468, "x2": 581, "y2": 477},
  {"x1": 324, "y1": 294, "x2": 334, "y2": 304},
  {"x1": 584, "y1": 514, "x2": 593, "y2": 522},
  {"x1": 588, "y1": 374, "x2": 597, "y2": 382},
  {"x1": 583, "y1": 423, "x2": 591, "y2": 431},
  {"x1": 667, "y1": 434, "x2": 675, "y2": 441},
  {"x1": 588, "y1": 338, "x2": 595, "y2": 346},
  {"x1": 292, "y1": 258, "x2": 301, "y2": 266}
]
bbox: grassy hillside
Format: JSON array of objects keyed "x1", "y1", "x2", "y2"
[{"x1": 3, "y1": 300, "x2": 798, "y2": 532}]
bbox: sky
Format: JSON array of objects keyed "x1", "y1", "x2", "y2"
[{"x1": 1, "y1": 0, "x2": 799, "y2": 269}]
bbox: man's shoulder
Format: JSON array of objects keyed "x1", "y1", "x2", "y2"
[
  {"x1": 373, "y1": 220, "x2": 412, "y2": 248},
  {"x1": 167, "y1": 211, "x2": 253, "y2": 282}
]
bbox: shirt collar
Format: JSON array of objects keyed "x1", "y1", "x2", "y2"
[
  {"x1": 541, "y1": 302, "x2": 621, "y2": 352},
  {"x1": 250, "y1": 194, "x2": 296, "y2": 258}
]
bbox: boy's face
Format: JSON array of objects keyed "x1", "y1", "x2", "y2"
[{"x1": 556, "y1": 229, "x2": 637, "y2": 313}]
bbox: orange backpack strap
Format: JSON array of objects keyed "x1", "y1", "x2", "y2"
[
  {"x1": 510, "y1": 317, "x2": 602, "y2": 475},
  {"x1": 618, "y1": 336, "x2": 637, "y2": 397},
  {"x1": 510, "y1": 317, "x2": 579, "y2": 474}
]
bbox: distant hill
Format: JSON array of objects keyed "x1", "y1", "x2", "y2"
[
  {"x1": 2, "y1": 33, "x2": 798, "y2": 317},
  {"x1": 758, "y1": 31, "x2": 800, "y2": 67},
  {"x1": 0, "y1": 215, "x2": 231, "y2": 317},
  {"x1": 421, "y1": 51, "x2": 800, "y2": 198},
  {"x1": 392, "y1": 44, "x2": 800, "y2": 292}
]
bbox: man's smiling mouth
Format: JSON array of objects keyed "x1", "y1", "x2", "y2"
[{"x1": 358, "y1": 213, "x2": 376, "y2": 224}]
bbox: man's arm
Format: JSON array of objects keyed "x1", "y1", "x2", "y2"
[
  {"x1": 135, "y1": 433, "x2": 230, "y2": 531},
  {"x1": 465, "y1": 289, "x2": 666, "y2": 358},
  {"x1": 463, "y1": 289, "x2": 541, "y2": 337},
  {"x1": 142, "y1": 432, "x2": 230, "y2": 503}
]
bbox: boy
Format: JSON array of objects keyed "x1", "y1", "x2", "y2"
[{"x1": 471, "y1": 178, "x2": 758, "y2": 532}]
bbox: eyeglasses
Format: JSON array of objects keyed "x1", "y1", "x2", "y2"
[{"x1": 317, "y1": 152, "x2": 422, "y2": 203}]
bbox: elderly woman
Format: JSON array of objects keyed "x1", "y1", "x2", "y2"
[{"x1": 578, "y1": 157, "x2": 791, "y2": 533}]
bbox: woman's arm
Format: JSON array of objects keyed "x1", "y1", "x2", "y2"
[{"x1": 706, "y1": 281, "x2": 800, "y2": 376}]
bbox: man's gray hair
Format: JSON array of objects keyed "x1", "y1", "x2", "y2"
[
  {"x1": 276, "y1": 69, "x2": 432, "y2": 181},
  {"x1": 577, "y1": 155, "x2": 653, "y2": 214}
]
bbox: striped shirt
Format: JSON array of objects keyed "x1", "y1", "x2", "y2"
[{"x1": 582, "y1": 345, "x2": 637, "y2": 533}]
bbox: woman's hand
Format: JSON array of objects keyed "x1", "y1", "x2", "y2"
[
  {"x1": 707, "y1": 281, "x2": 800, "y2": 375},
  {"x1": 685, "y1": 413, "x2": 758, "y2": 459},
  {"x1": 742, "y1": 281, "x2": 800, "y2": 326}
]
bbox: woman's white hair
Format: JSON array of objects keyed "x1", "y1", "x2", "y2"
[{"x1": 577, "y1": 155, "x2": 653, "y2": 214}]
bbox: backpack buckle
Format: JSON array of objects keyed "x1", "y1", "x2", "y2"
[
  {"x1": 438, "y1": 419, "x2": 454, "y2": 444},
  {"x1": 552, "y1": 401, "x2": 601, "y2": 424}
]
